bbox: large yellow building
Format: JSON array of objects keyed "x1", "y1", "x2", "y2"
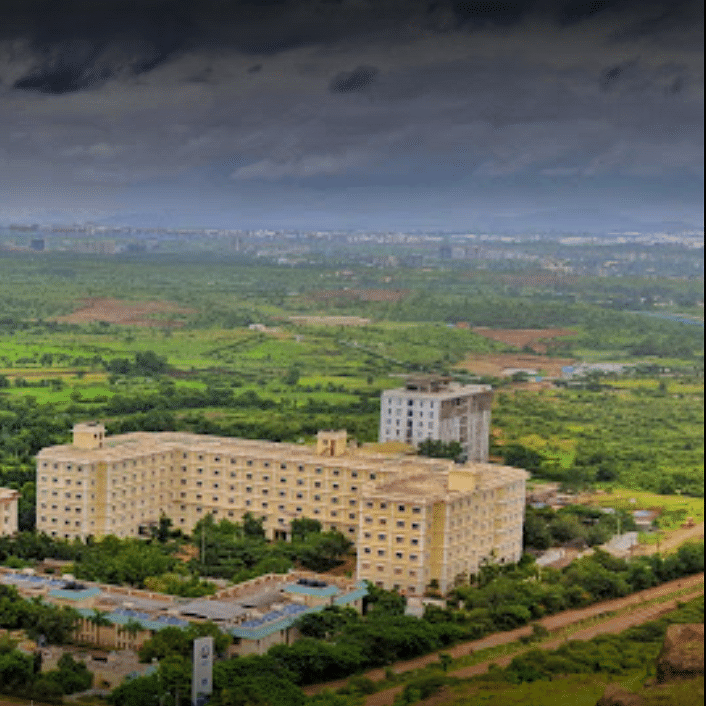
[
  {"x1": 37, "y1": 423, "x2": 526, "y2": 594},
  {"x1": 0, "y1": 487, "x2": 19, "y2": 536}
]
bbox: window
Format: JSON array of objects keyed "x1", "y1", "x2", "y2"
[{"x1": 398, "y1": 504, "x2": 405, "y2": 512}]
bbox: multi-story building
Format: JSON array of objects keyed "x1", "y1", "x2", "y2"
[
  {"x1": 358, "y1": 465, "x2": 526, "y2": 594},
  {"x1": 0, "y1": 488, "x2": 19, "y2": 536},
  {"x1": 36, "y1": 423, "x2": 526, "y2": 595},
  {"x1": 378, "y1": 376, "x2": 493, "y2": 461}
]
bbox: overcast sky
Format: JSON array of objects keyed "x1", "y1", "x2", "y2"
[{"x1": 0, "y1": 0, "x2": 703, "y2": 231}]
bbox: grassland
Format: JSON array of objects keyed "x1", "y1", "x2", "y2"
[{"x1": 0, "y1": 250, "x2": 702, "y2": 535}]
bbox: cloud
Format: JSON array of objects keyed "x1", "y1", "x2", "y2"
[
  {"x1": 329, "y1": 65, "x2": 378, "y2": 93},
  {"x1": 0, "y1": 0, "x2": 701, "y2": 226}
]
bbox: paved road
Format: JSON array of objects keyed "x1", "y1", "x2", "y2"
[{"x1": 303, "y1": 572, "x2": 704, "y2": 697}]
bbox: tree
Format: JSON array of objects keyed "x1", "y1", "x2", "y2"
[
  {"x1": 417, "y1": 439, "x2": 463, "y2": 460},
  {"x1": 89, "y1": 609, "x2": 112, "y2": 629},
  {"x1": 438, "y1": 652, "x2": 453, "y2": 672},
  {"x1": 501, "y1": 444, "x2": 544, "y2": 473},
  {"x1": 122, "y1": 619, "x2": 144, "y2": 642},
  {"x1": 290, "y1": 517, "x2": 321, "y2": 542},
  {"x1": 523, "y1": 509, "x2": 552, "y2": 550},
  {"x1": 243, "y1": 512, "x2": 266, "y2": 539}
]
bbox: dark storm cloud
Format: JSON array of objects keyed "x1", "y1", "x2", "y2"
[
  {"x1": 0, "y1": 0, "x2": 702, "y2": 227},
  {"x1": 5, "y1": 0, "x2": 703, "y2": 94},
  {"x1": 329, "y1": 65, "x2": 378, "y2": 93}
]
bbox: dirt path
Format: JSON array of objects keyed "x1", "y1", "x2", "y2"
[
  {"x1": 364, "y1": 583, "x2": 704, "y2": 706},
  {"x1": 633, "y1": 522, "x2": 704, "y2": 556},
  {"x1": 303, "y1": 572, "x2": 704, "y2": 698}
]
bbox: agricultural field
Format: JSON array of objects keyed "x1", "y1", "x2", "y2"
[{"x1": 0, "y1": 250, "x2": 702, "y2": 532}]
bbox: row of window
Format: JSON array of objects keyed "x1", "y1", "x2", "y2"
[
  {"x1": 362, "y1": 548, "x2": 420, "y2": 560},
  {"x1": 362, "y1": 532, "x2": 420, "y2": 544}
]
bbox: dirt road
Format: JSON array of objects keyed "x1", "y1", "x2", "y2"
[
  {"x1": 364, "y1": 582, "x2": 704, "y2": 706},
  {"x1": 303, "y1": 572, "x2": 704, "y2": 698},
  {"x1": 632, "y1": 522, "x2": 705, "y2": 556}
]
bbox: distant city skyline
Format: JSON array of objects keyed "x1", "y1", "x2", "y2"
[{"x1": 1, "y1": 0, "x2": 703, "y2": 232}]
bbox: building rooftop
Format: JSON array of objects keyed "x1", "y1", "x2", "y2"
[
  {"x1": 37, "y1": 430, "x2": 465, "y2": 471},
  {"x1": 362, "y1": 464, "x2": 528, "y2": 503},
  {"x1": 0, "y1": 567, "x2": 366, "y2": 638}
]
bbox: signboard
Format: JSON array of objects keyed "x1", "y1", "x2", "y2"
[{"x1": 192, "y1": 636, "x2": 214, "y2": 706}]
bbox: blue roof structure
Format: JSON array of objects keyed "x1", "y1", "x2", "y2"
[
  {"x1": 49, "y1": 586, "x2": 102, "y2": 601},
  {"x1": 282, "y1": 582, "x2": 338, "y2": 597},
  {"x1": 333, "y1": 586, "x2": 367, "y2": 605},
  {"x1": 231, "y1": 603, "x2": 316, "y2": 640},
  {"x1": 76, "y1": 608, "x2": 182, "y2": 633}
]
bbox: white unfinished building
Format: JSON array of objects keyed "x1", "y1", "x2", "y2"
[{"x1": 378, "y1": 376, "x2": 493, "y2": 461}]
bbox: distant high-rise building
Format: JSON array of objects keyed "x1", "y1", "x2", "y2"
[{"x1": 379, "y1": 376, "x2": 493, "y2": 461}]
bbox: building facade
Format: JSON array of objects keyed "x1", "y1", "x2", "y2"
[
  {"x1": 378, "y1": 376, "x2": 493, "y2": 461},
  {"x1": 37, "y1": 424, "x2": 525, "y2": 594},
  {"x1": 1, "y1": 566, "x2": 365, "y2": 656},
  {"x1": 0, "y1": 488, "x2": 19, "y2": 536}
]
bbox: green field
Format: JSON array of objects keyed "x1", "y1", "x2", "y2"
[{"x1": 0, "y1": 250, "x2": 702, "y2": 532}]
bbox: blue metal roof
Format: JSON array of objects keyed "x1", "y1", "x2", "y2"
[
  {"x1": 333, "y1": 587, "x2": 367, "y2": 605},
  {"x1": 282, "y1": 582, "x2": 338, "y2": 597},
  {"x1": 76, "y1": 607, "x2": 185, "y2": 632},
  {"x1": 48, "y1": 586, "x2": 102, "y2": 601},
  {"x1": 231, "y1": 603, "x2": 324, "y2": 640}
]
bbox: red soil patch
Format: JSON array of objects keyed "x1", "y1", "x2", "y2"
[
  {"x1": 472, "y1": 327, "x2": 577, "y2": 352},
  {"x1": 55, "y1": 297, "x2": 195, "y2": 327},
  {"x1": 459, "y1": 352, "x2": 575, "y2": 378}
]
